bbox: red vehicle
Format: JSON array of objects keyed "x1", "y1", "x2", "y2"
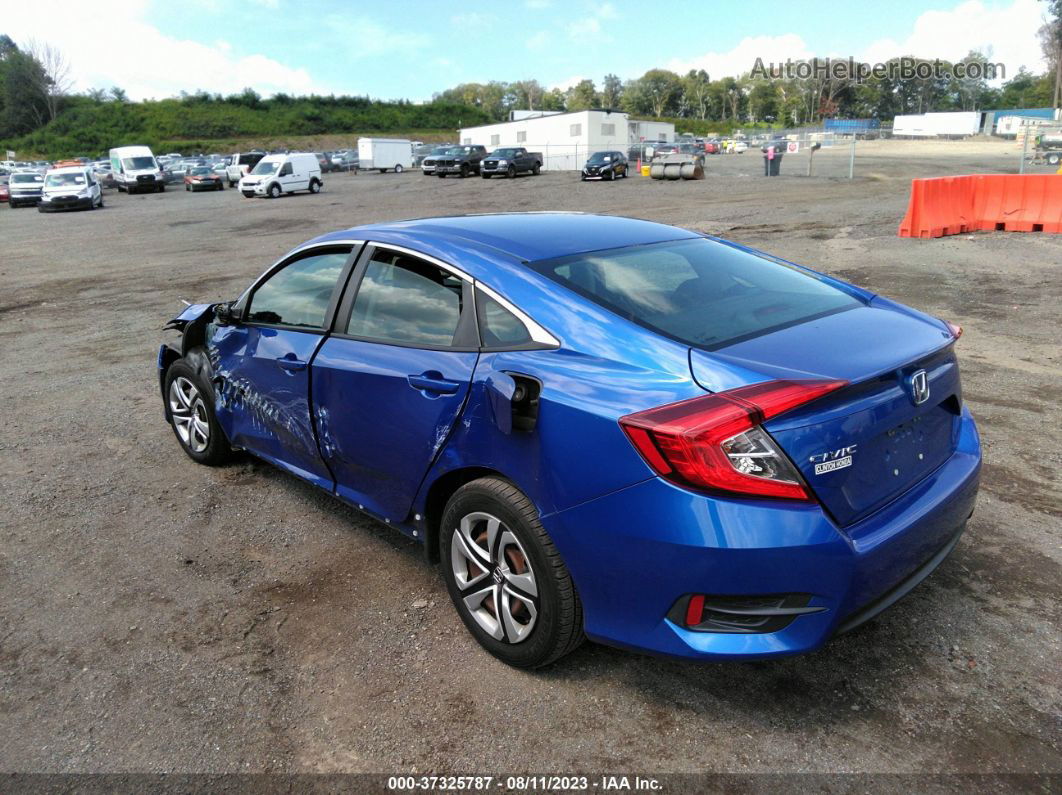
[
  {"x1": 704, "y1": 141, "x2": 720, "y2": 154},
  {"x1": 0, "y1": 181, "x2": 9, "y2": 203},
  {"x1": 184, "y1": 166, "x2": 224, "y2": 192}
]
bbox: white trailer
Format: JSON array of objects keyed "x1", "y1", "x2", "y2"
[
  {"x1": 892, "y1": 112, "x2": 981, "y2": 138},
  {"x1": 357, "y1": 138, "x2": 413, "y2": 173}
]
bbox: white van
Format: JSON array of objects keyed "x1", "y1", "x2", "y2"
[
  {"x1": 110, "y1": 145, "x2": 165, "y2": 193},
  {"x1": 38, "y1": 165, "x2": 104, "y2": 212},
  {"x1": 357, "y1": 138, "x2": 413, "y2": 173},
  {"x1": 238, "y1": 152, "x2": 322, "y2": 198}
]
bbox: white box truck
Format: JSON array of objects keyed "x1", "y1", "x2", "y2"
[
  {"x1": 109, "y1": 145, "x2": 165, "y2": 193},
  {"x1": 357, "y1": 138, "x2": 413, "y2": 173}
]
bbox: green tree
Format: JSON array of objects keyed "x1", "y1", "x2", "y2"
[
  {"x1": 110, "y1": 86, "x2": 128, "y2": 102},
  {"x1": 601, "y1": 73, "x2": 623, "y2": 108},
  {"x1": 681, "y1": 69, "x2": 712, "y2": 119},
  {"x1": 565, "y1": 79, "x2": 598, "y2": 111}
]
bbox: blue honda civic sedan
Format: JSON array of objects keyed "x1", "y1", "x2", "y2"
[{"x1": 158, "y1": 213, "x2": 980, "y2": 668}]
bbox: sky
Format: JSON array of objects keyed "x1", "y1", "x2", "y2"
[{"x1": 1, "y1": 0, "x2": 1050, "y2": 101}]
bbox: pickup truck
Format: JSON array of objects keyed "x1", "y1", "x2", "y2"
[
  {"x1": 225, "y1": 151, "x2": 266, "y2": 187},
  {"x1": 435, "y1": 145, "x2": 488, "y2": 178},
  {"x1": 480, "y1": 148, "x2": 543, "y2": 178}
]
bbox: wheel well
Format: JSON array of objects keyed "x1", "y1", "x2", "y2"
[{"x1": 421, "y1": 466, "x2": 503, "y2": 563}]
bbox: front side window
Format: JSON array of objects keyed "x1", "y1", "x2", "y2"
[
  {"x1": 279, "y1": 163, "x2": 293, "y2": 176},
  {"x1": 346, "y1": 250, "x2": 464, "y2": 347},
  {"x1": 246, "y1": 251, "x2": 349, "y2": 328},
  {"x1": 531, "y1": 238, "x2": 861, "y2": 349}
]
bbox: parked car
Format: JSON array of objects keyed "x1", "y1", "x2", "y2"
[
  {"x1": 732, "y1": 141, "x2": 749, "y2": 154},
  {"x1": 704, "y1": 141, "x2": 720, "y2": 154},
  {"x1": 627, "y1": 142, "x2": 663, "y2": 163},
  {"x1": 156, "y1": 213, "x2": 980, "y2": 668},
  {"x1": 581, "y1": 151, "x2": 628, "y2": 181},
  {"x1": 238, "y1": 152, "x2": 322, "y2": 198},
  {"x1": 110, "y1": 146, "x2": 165, "y2": 193},
  {"x1": 184, "y1": 166, "x2": 225, "y2": 192},
  {"x1": 412, "y1": 143, "x2": 439, "y2": 167},
  {"x1": 435, "y1": 145, "x2": 488, "y2": 178},
  {"x1": 38, "y1": 165, "x2": 104, "y2": 212},
  {"x1": 420, "y1": 145, "x2": 456, "y2": 176},
  {"x1": 0, "y1": 180, "x2": 8, "y2": 203},
  {"x1": 330, "y1": 151, "x2": 359, "y2": 172},
  {"x1": 7, "y1": 171, "x2": 45, "y2": 207},
  {"x1": 314, "y1": 152, "x2": 337, "y2": 173},
  {"x1": 480, "y1": 147, "x2": 542, "y2": 178},
  {"x1": 225, "y1": 151, "x2": 266, "y2": 187}
]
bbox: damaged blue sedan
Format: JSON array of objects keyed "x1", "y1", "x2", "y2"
[{"x1": 159, "y1": 213, "x2": 980, "y2": 668}]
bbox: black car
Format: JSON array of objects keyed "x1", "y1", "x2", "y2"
[
  {"x1": 581, "y1": 151, "x2": 628, "y2": 181},
  {"x1": 435, "y1": 145, "x2": 488, "y2": 178},
  {"x1": 420, "y1": 146, "x2": 456, "y2": 176}
]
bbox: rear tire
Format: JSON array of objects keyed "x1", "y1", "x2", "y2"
[
  {"x1": 440, "y1": 477, "x2": 584, "y2": 669},
  {"x1": 532, "y1": 162, "x2": 540, "y2": 175},
  {"x1": 309, "y1": 178, "x2": 321, "y2": 194},
  {"x1": 395, "y1": 164, "x2": 404, "y2": 174},
  {"x1": 164, "y1": 359, "x2": 233, "y2": 466}
]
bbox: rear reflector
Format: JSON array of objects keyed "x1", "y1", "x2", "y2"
[{"x1": 619, "y1": 379, "x2": 847, "y2": 500}]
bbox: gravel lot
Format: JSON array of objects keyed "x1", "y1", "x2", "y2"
[{"x1": 1, "y1": 139, "x2": 1059, "y2": 780}]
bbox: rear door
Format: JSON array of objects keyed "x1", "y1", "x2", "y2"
[
  {"x1": 311, "y1": 245, "x2": 480, "y2": 522},
  {"x1": 210, "y1": 245, "x2": 356, "y2": 489}
]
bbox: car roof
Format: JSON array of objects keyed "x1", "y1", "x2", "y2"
[{"x1": 314, "y1": 213, "x2": 700, "y2": 263}]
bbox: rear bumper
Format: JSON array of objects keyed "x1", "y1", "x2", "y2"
[{"x1": 542, "y1": 406, "x2": 981, "y2": 660}]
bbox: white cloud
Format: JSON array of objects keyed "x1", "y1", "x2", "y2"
[
  {"x1": 667, "y1": 33, "x2": 814, "y2": 79},
  {"x1": 861, "y1": 0, "x2": 1045, "y2": 79},
  {"x1": 526, "y1": 31, "x2": 551, "y2": 50},
  {"x1": 550, "y1": 75, "x2": 588, "y2": 92},
  {"x1": 666, "y1": 0, "x2": 1045, "y2": 82},
  {"x1": 451, "y1": 12, "x2": 494, "y2": 27},
  {"x1": 4, "y1": 0, "x2": 332, "y2": 99}
]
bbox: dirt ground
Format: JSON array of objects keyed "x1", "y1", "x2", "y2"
[{"x1": 1, "y1": 139, "x2": 1059, "y2": 781}]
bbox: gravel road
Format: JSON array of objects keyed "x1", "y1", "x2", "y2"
[{"x1": 1, "y1": 139, "x2": 1059, "y2": 780}]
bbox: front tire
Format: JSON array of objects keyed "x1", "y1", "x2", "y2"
[
  {"x1": 164, "y1": 359, "x2": 232, "y2": 466},
  {"x1": 268, "y1": 182, "x2": 281, "y2": 199},
  {"x1": 506, "y1": 165, "x2": 517, "y2": 179},
  {"x1": 440, "y1": 477, "x2": 584, "y2": 669}
]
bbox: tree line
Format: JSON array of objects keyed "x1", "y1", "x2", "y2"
[{"x1": 434, "y1": 56, "x2": 1056, "y2": 129}]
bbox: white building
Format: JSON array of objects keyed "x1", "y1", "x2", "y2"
[{"x1": 459, "y1": 110, "x2": 675, "y2": 170}]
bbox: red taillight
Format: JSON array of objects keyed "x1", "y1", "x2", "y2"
[{"x1": 619, "y1": 379, "x2": 847, "y2": 500}]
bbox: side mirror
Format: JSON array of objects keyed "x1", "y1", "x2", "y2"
[{"x1": 214, "y1": 302, "x2": 237, "y2": 326}]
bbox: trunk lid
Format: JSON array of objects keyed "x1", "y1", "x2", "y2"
[{"x1": 690, "y1": 302, "x2": 963, "y2": 527}]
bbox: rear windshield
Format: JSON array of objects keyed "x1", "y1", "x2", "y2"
[{"x1": 530, "y1": 238, "x2": 862, "y2": 349}]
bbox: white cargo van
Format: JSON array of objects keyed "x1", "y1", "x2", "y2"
[
  {"x1": 109, "y1": 145, "x2": 165, "y2": 193},
  {"x1": 238, "y1": 152, "x2": 322, "y2": 198},
  {"x1": 357, "y1": 138, "x2": 413, "y2": 173},
  {"x1": 38, "y1": 165, "x2": 104, "y2": 212}
]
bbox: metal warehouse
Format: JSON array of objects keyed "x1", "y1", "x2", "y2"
[{"x1": 459, "y1": 110, "x2": 675, "y2": 170}]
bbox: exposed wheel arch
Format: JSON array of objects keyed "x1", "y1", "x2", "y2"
[{"x1": 422, "y1": 466, "x2": 511, "y2": 563}]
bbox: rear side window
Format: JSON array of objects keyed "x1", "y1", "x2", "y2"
[
  {"x1": 530, "y1": 238, "x2": 861, "y2": 349},
  {"x1": 247, "y1": 251, "x2": 348, "y2": 328},
  {"x1": 346, "y1": 250, "x2": 465, "y2": 346},
  {"x1": 476, "y1": 291, "x2": 531, "y2": 348}
]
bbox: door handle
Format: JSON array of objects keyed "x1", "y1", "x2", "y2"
[
  {"x1": 407, "y1": 372, "x2": 461, "y2": 395},
  {"x1": 276, "y1": 355, "x2": 307, "y2": 372}
]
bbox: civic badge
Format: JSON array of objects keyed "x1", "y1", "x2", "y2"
[{"x1": 908, "y1": 369, "x2": 930, "y2": 406}]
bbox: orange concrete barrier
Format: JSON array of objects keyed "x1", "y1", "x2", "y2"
[{"x1": 898, "y1": 174, "x2": 1062, "y2": 238}]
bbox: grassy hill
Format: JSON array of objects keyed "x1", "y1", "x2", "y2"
[{"x1": 0, "y1": 95, "x2": 489, "y2": 158}]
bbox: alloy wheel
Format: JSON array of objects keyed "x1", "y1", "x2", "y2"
[
  {"x1": 169, "y1": 376, "x2": 210, "y2": 453},
  {"x1": 450, "y1": 511, "x2": 539, "y2": 644}
]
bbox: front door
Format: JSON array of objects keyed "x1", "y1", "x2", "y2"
[
  {"x1": 210, "y1": 246, "x2": 353, "y2": 489},
  {"x1": 312, "y1": 245, "x2": 480, "y2": 522}
]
